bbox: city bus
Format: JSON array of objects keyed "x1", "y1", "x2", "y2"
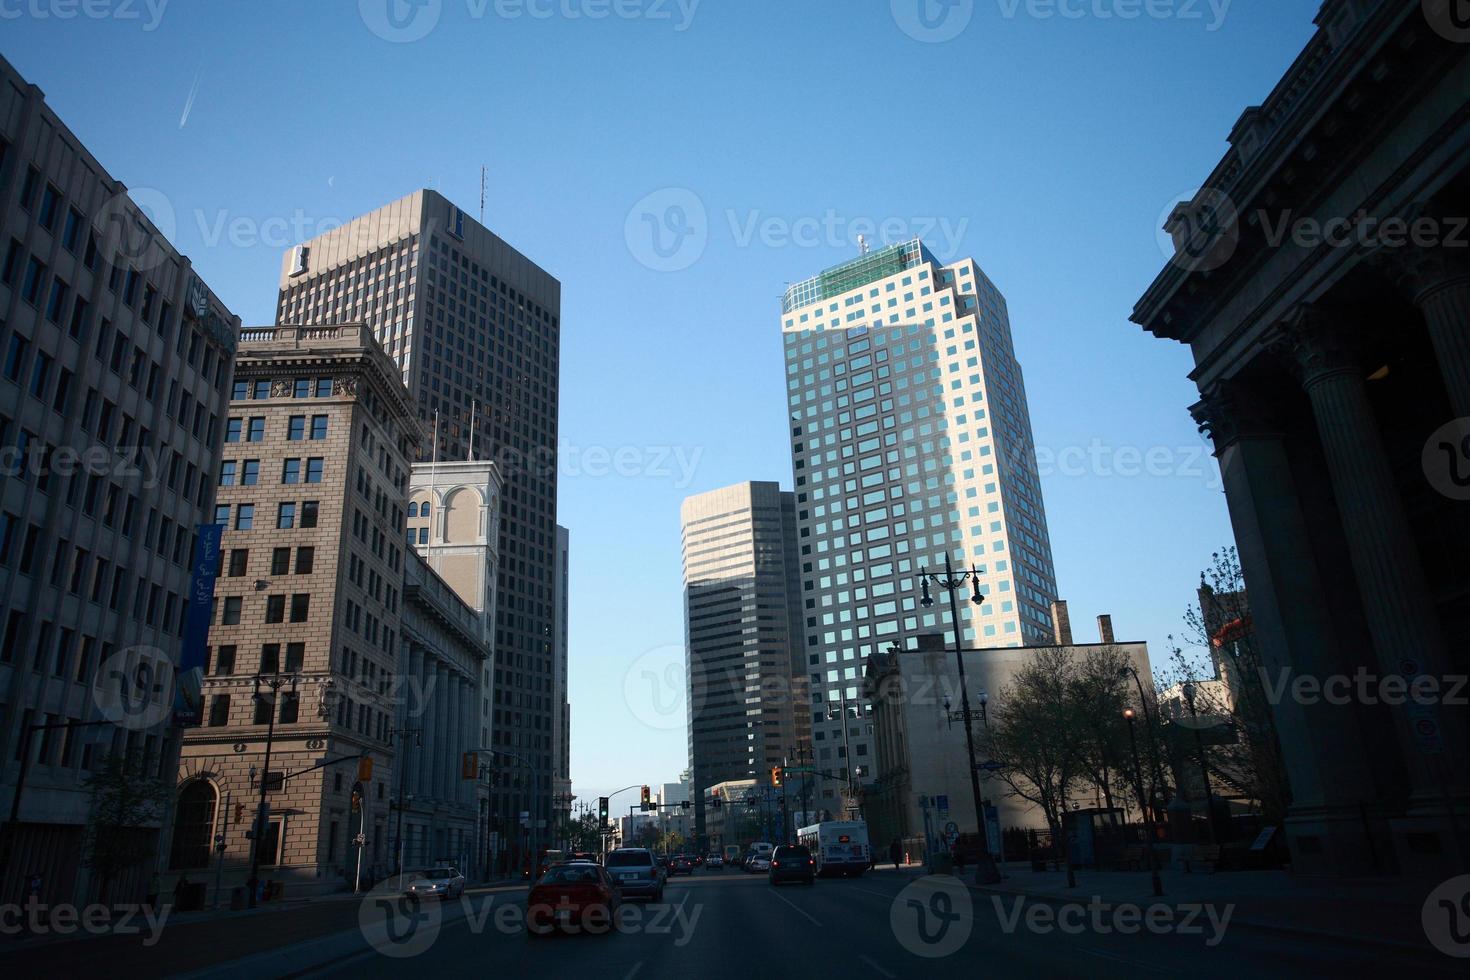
[{"x1": 796, "y1": 821, "x2": 870, "y2": 877}]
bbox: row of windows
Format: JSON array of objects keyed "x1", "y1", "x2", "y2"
[
  {"x1": 215, "y1": 592, "x2": 311, "y2": 625},
  {"x1": 225, "y1": 414, "x2": 330, "y2": 442},
  {"x1": 224, "y1": 546, "x2": 315, "y2": 577},
  {"x1": 232, "y1": 377, "x2": 335, "y2": 400},
  {"x1": 212, "y1": 501, "x2": 321, "y2": 531}
]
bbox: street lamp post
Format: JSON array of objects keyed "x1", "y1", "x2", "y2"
[
  {"x1": 1181, "y1": 682, "x2": 1225, "y2": 844},
  {"x1": 1123, "y1": 709, "x2": 1164, "y2": 897},
  {"x1": 246, "y1": 673, "x2": 297, "y2": 909},
  {"x1": 1118, "y1": 665, "x2": 1168, "y2": 821},
  {"x1": 918, "y1": 554, "x2": 996, "y2": 882}
]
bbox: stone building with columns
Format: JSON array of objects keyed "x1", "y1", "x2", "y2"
[
  {"x1": 1132, "y1": 0, "x2": 1470, "y2": 875},
  {"x1": 395, "y1": 547, "x2": 491, "y2": 878}
]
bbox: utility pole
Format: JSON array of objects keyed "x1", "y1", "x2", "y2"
[
  {"x1": 246, "y1": 673, "x2": 296, "y2": 909},
  {"x1": 387, "y1": 725, "x2": 423, "y2": 890}
]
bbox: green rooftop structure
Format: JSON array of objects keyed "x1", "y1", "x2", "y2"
[{"x1": 781, "y1": 239, "x2": 933, "y2": 314}]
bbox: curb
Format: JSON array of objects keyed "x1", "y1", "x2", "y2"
[{"x1": 170, "y1": 881, "x2": 526, "y2": 980}]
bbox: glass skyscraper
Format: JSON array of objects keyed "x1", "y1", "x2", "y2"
[{"x1": 780, "y1": 239, "x2": 1058, "y2": 811}]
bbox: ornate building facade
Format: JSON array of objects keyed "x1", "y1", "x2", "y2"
[{"x1": 1132, "y1": 0, "x2": 1470, "y2": 875}]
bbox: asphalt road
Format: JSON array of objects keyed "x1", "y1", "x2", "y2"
[{"x1": 305, "y1": 867, "x2": 1461, "y2": 978}]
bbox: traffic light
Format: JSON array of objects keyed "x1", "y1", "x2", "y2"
[
  {"x1": 357, "y1": 755, "x2": 374, "y2": 782},
  {"x1": 681, "y1": 799, "x2": 691, "y2": 810},
  {"x1": 640, "y1": 785, "x2": 651, "y2": 811},
  {"x1": 771, "y1": 766, "x2": 782, "y2": 787},
  {"x1": 462, "y1": 751, "x2": 478, "y2": 780},
  {"x1": 598, "y1": 797, "x2": 609, "y2": 828}
]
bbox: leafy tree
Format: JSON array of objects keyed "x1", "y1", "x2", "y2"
[{"x1": 82, "y1": 752, "x2": 171, "y2": 903}]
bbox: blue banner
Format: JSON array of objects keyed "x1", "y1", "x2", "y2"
[{"x1": 175, "y1": 523, "x2": 224, "y2": 726}]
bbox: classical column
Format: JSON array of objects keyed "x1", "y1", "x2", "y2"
[
  {"x1": 1273, "y1": 307, "x2": 1469, "y2": 795},
  {"x1": 416, "y1": 645, "x2": 433, "y2": 800},
  {"x1": 435, "y1": 664, "x2": 451, "y2": 801},
  {"x1": 1194, "y1": 380, "x2": 1382, "y2": 869},
  {"x1": 447, "y1": 673, "x2": 462, "y2": 807},
  {"x1": 1390, "y1": 249, "x2": 1470, "y2": 419}
]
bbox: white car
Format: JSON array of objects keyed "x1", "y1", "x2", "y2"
[
  {"x1": 405, "y1": 867, "x2": 465, "y2": 899},
  {"x1": 747, "y1": 856, "x2": 771, "y2": 873},
  {"x1": 706, "y1": 854, "x2": 724, "y2": 868}
]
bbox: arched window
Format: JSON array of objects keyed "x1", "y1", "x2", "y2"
[
  {"x1": 408, "y1": 502, "x2": 418, "y2": 518},
  {"x1": 169, "y1": 780, "x2": 218, "y2": 869}
]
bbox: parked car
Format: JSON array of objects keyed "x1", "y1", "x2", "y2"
[
  {"x1": 404, "y1": 867, "x2": 465, "y2": 899},
  {"x1": 604, "y1": 848, "x2": 664, "y2": 901},
  {"x1": 669, "y1": 854, "x2": 693, "y2": 876},
  {"x1": 526, "y1": 862, "x2": 619, "y2": 935},
  {"x1": 768, "y1": 845, "x2": 815, "y2": 886}
]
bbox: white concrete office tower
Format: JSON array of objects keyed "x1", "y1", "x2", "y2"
[
  {"x1": 780, "y1": 239, "x2": 1059, "y2": 814},
  {"x1": 0, "y1": 53, "x2": 239, "y2": 907},
  {"x1": 277, "y1": 190, "x2": 560, "y2": 853},
  {"x1": 680, "y1": 482, "x2": 808, "y2": 847}
]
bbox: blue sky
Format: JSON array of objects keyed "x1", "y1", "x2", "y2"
[{"x1": 5, "y1": 0, "x2": 1320, "y2": 805}]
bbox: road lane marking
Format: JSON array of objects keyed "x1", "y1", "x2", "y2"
[
  {"x1": 769, "y1": 888, "x2": 824, "y2": 927},
  {"x1": 1081, "y1": 947, "x2": 1168, "y2": 974},
  {"x1": 858, "y1": 953, "x2": 895, "y2": 978},
  {"x1": 623, "y1": 963, "x2": 644, "y2": 980}
]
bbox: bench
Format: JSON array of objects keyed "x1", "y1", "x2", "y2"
[{"x1": 1184, "y1": 844, "x2": 1222, "y2": 873}]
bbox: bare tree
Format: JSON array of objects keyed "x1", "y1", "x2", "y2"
[
  {"x1": 1160, "y1": 547, "x2": 1290, "y2": 827},
  {"x1": 979, "y1": 647, "x2": 1082, "y2": 839}
]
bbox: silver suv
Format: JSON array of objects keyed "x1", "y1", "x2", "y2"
[{"x1": 605, "y1": 848, "x2": 663, "y2": 901}]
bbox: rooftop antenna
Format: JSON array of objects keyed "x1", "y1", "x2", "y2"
[
  {"x1": 857, "y1": 234, "x2": 870, "y2": 256},
  {"x1": 480, "y1": 166, "x2": 487, "y2": 225}
]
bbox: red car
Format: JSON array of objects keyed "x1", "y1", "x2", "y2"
[{"x1": 526, "y1": 862, "x2": 620, "y2": 936}]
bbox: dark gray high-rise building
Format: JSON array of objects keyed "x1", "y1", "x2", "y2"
[
  {"x1": 276, "y1": 191, "x2": 560, "y2": 847},
  {"x1": 0, "y1": 53, "x2": 239, "y2": 906},
  {"x1": 680, "y1": 482, "x2": 808, "y2": 846}
]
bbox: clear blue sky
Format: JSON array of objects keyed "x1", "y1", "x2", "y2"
[{"x1": 5, "y1": 0, "x2": 1320, "y2": 805}]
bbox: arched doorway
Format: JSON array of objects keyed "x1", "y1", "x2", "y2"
[{"x1": 169, "y1": 780, "x2": 218, "y2": 870}]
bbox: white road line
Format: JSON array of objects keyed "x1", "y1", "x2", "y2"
[
  {"x1": 623, "y1": 962, "x2": 645, "y2": 980},
  {"x1": 858, "y1": 953, "x2": 896, "y2": 978},
  {"x1": 1081, "y1": 948, "x2": 1168, "y2": 974},
  {"x1": 769, "y1": 888, "x2": 824, "y2": 928}
]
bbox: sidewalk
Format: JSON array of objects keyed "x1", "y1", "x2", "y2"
[
  {"x1": 957, "y1": 860, "x2": 1440, "y2": 954},
  {"x1": 0, "y1": 877, "x2": 525, "y2": 976}
]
